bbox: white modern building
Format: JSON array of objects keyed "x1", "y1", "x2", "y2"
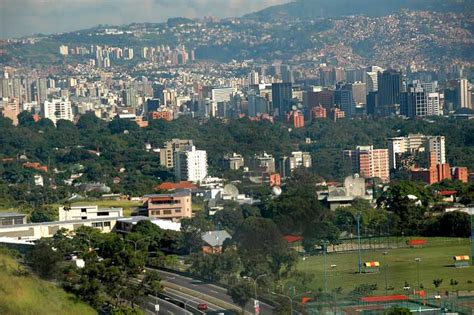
[
  {"x1": 174, "y1": 145, "x2": 208, "y2": 183},
  {"x1": 425, "y1": 136, "x2": 446, "y2": 165},
  {"x1": 42, "y1": 98, "x2": 73, "y2": 124},
  {"x1": 59, "y1": 205, "x2": 123, "y2": 221},
  {"x1": 427, "y1": 92, "x2": 443, "y2": 116}
]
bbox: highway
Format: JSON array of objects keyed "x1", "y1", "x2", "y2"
[
  {"x1": 140, "y1": 294, "x2": 193, "y2": 315},
  {"x1": 150, "y1": 268, "x2": 274, "y2": 315}
]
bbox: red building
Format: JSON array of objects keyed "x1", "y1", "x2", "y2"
[
  {"x1": 329, "y1": 107, "x2": 345, "y2": 121},
  {"x1": 437, "y1": 163, "x2": 452, "y2": 182},
  {"x1": 453, "y1": 167, "x2": 468, "y2": 183},
  {"x1": 286, "y1": 110, "x2": 305, "y2": 128},
  {"x1": 311, "y1": 105, "x2": 327, "y2": 119},
  {"x1": 150, "y1": 110, "x2": 173, "y2": 121},
  {"x1": 269, "y1": 173, "x2": 281, "y2": 187},
  {"x1": 411, "y1": 167, "x2": 438, "y2": 185}
]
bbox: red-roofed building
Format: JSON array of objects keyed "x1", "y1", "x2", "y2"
[
  {"x1": 283, "y1": 235, "x2": 304, "y2": 252},
  {"x1": 23, "y1": 162, "x2": 48, "y2": 172},
  {"x1": 155, "y1": 181, "x2": 197, "y2": 192},
  {"x1": 438, "y1": 190, "x2": 457, "y2": 202}
]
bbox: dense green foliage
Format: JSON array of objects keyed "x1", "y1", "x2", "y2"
[
  {"x1": 25, "y1": 222, "x2": 164, "y2": 313},
  {"x1": 2, "y1": 114, "x2": 473, "y2": 211}
]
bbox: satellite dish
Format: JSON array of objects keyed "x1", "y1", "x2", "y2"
[
  {"x1": 223, "y1": 184, "x2": 239, "y2": 198},
  {"x1": 272, "y1": 186, "x2": 282, "y2": 196}
]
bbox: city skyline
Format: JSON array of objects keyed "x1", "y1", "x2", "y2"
[{"x1": 0, "y1": 0, "x2": 289, "y2": 39}]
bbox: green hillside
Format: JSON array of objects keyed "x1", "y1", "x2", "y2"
[{"x1": 0, "y1": 248, "x2": 97, "y2": 315}]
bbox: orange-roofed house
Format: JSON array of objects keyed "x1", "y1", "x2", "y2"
[
  {"x1": 155, "y1": 181, "x2": 197, "y2": 192},
  {"x1": 23, "y1": 162, "x2": 48, "y2": 172}
]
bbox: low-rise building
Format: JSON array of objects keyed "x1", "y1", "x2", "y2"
[
  {"x1": 0, "y1": 213, "x2": 27, "y2": 226},
  {"x1": 141, "y1": 191, "x2": 192, "y2": 221},
  {"x1": 59, "y1": 205, "x2": 123, "y2": 221},
  {"x1": 202, "y1": 230, "x2": 231, "y2": 254}
]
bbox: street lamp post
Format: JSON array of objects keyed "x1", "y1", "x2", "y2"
[
  {"x1": 244, "y1": 274, "x2": 267, "y2": 315},
  {"x1": 356, "y1": 212, "x2": 362, "y2": 274},
  {"x1": 125, "y1": 236, "x2": 152, "y2": 252},
  {"x1": 244, "y1": 274, "x2": 267, "y2": 299},
  {"x1": 323, "y1": 241, "x2": 328, "y2": 293}
]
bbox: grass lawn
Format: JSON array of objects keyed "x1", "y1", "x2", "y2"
[
  {"x1": 0, "y1": 249, "x2": 97, "y2": 315},
  {"x1": 291, "y1": 237, "x2": 474, "y2": 297}
]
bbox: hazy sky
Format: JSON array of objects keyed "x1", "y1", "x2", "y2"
[{"x1": 0, "y1": 0, "x2": 289, "y2": 39}]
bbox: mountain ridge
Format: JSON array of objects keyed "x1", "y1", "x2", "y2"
[{"x1": 243, "y1": 0, "x2": 473, "y2": 21}]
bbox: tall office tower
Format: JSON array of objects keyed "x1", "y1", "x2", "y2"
[
  {"x1": 210, "y1": 87, "x2": 234, "y2": 117},
  {"x1": 334, "y1": 67, "x2": 345, "y2": 83},
  {"x1": 122, "y1": 87, "x2": 137, "y2": 108},
  {"x1": 271, "y1": 82, "x2": 293, "y2": 119},
  {"x1": 457, "y1": 79, "x2": 471, "y2": 109},
  {"x1": 24, "y1": 77, "x2": 34, "y2": 103},
  {"x1": 41, "y1": 98, "x2": 73, "y2": 124},
  {"x1": 174, "y1": 145, "x2": 208, "y2": 183},
  {"x1": 304, "y1": 88, "x2": 334, "y2": 110},
  {"x1": 11, "y1": 78, "x2": 22, "y2": 99},
  {"x1": 160, "y1": 139, "x2": 194, "y2": 168},
  {"x1": 248, "y1": 70, "x2": 259, "y2": 85},
  {"x1": 35, "y1": 78, "x2": 48, "y2": 104},
  {"x1": 281, "y1": 65, "x2": 293, "y2": 83},
  {"x1": 400, "y1": 82, "x2": 427, "y2": 118},
  {"x1": 366, "y1": 66, "x2": 384, "y2": 93},
  {"x1": 427, "y1": 92, "x2": 442, "y2": 116},
  {"x1": 366, "y1": 91, "x2": 378, "y2": 116},
  {"x1": 377, "y1": 70, "x2": 402, "y2": 116},
  {"x1": 335, "y1": 84, "x2": 356, "y2": 118},
  {"x1": 351, "y1": 81, "x2": 367, "y2": 107},
  {"x1": 0, "y1": 78, "x2": 8, "y2": 98},
  {"x1": 424, "y1": 136, "x2": 446, "y2": 165},
  {"x1": 420, "y1": 81, "x2": 438, "y2": 93},
  {"x1": 248, "y1": 93, "x2": 268, "y2": 117},
  {"x1": 343, "y1": 146, "x2": 390, "y2": 182},
  {"x1": 319, "y1": 67, "x2": 335, "y2": 87},
  {"x1": 388, "y1": 137, "x2": 406, "y2": 169},
  {"x1": 59, "y1": 45, "x2": 69, "y2": 56},
  {"x1": 124, "y1": 47, "x2": 134, "y2": 60},
  {"x1": 142, "y1": 47, "x2": 149, "y2": 59}
]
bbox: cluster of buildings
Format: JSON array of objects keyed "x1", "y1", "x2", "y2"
[
  {"x1": 1, "y1": 59, "x2": 472, "y2": 129},
  {"x1": 343, "y1": 134, "x2": 469, "y2": 184}
]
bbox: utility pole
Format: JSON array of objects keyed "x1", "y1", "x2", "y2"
[
  {"x1": 323, "y1": 241, "x2": 328, "y2": 293},
  {"x1": 356, "y1": 212, "x2": 362, "y2": 274}
]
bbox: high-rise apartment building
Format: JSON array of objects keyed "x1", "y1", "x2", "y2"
[
  {"x1": 457, "y1": 79, "x2": 471, "y2": 109},
  {"x1": 42, "y1": 98, "x2": 73, "y2": 124},
  {"x1": 424, "y1": 136, "x2": 446, "y2": 165},
  {"x1": 335, "y1": 84, "x2": 357, "y2": 118},
  {"x1": 279, "y1": 151, "x2": 312, "y2": 178},
  {"x1": 159, "y1": 139, "x2": 194, "y2": 169},
  {"x1": 344, "y1": 146, "x2": 389, "y2": 182},
  {"x1": 174, "y1": 146, "x2": 208, "y2": 183},
  {"x1": 388, "y1": 134, "x2": 446, "y2": 170}
]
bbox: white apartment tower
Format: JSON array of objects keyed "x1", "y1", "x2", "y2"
[
  {"x1": 458, "y1": 79, "x2": 471, "y2": 109},
  {"x1": 42, "y1": 98, "x2": 73, "y2": 124},
  {"x1": 174, "y1": 146, "x2": 208, "y2": 183}
]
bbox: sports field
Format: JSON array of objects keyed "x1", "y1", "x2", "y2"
[{"x1": 291, "y1": 237, "x2": 474, "y2": 297}]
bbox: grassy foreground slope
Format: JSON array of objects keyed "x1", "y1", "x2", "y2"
[
  {"x1": 294, "y1": 237, "x2": 474, "y2": 295},
  {"x1": 0, "y1": 248, "x2": 96, "y2": 315}
]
